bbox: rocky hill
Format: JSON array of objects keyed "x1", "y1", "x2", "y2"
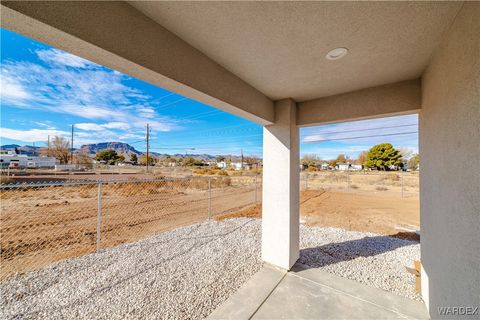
[
  {"x1": 0, "y1": 144, "x2": 42, "y2": 156},
  {"x1": 79, "y1": 142, "x2": 143, "y2": 157}
]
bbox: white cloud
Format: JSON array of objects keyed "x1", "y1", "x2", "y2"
[
  {"x1": 36, "y1": 49, "x2": 98, "y2": 69},
  {"x1": 1, "y1": 48, "x2": 182, "y2": 138},
  {"x1": 101, "y1": 122, "x2": 131, "y2": 130},
  {"x1": 0, "y1": 127, "x2": 69, "y2": 143},
  {"x1": 0, "y1": 76, "x2": 31, "y2": 101},
  {"x1": 76, "y1": 122, "x2": 131, "y2": 131}
]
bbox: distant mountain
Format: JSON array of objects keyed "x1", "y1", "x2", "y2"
[
  {"x1": 0, "y1": 144, "x2": 42, "y2": 156},
  {"x1": 79, "y1": 142, "x2": 143, "y2": 157},
  {"x1": 2, "y1": 142, "x2": 229, "y2": 161}
]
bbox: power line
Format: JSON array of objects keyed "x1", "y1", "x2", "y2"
[
  {"x1": 155, "y1": 97, "x2": 188, "y2": 111},
  {"x1": 155, "y1": 92, "x2": 177, "y2": 101},
  {"x1": 303, "y1": 131, "x2": 418, "y2": 144},
  {"x1": 180, "y1": 110, "x2": 223, "y2": 121},
  {"x1": 302, "y1": 123, "x2": 417, "y2": 136}
]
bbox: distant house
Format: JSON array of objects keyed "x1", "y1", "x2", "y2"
[
  {"x1": 350, "y1": 164, "x2": 363, "y2": 171},
  {"x1": 0, "y1": 151, "x2": 57, "y2": 168},
  {"x1": 336, "y1": 163, "x2": 350, "y2": 171},
  {"x1": 231, "y1": 162, "x2": 252, "y2": 170},
  {"x1": 320, "y1": 162, "x2": 330, "y2": 170},
  {"x1": 216, "y1": 161, "x2": 228, "y2": 169},
  {"x1": 335, "y1": 163, "x2": 363, "y2": 171}
]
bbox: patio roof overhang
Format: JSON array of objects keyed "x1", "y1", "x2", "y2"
[
  {"x1": 1, "y1": 2, "x2": 479, "y2": 319},
  {"x1": 1, "y1": 1, "x2": 456, "y2": 126}
]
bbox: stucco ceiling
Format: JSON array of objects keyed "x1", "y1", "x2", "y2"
[{"x1": 129, "y1": 1, "x2": 462, "y2": 102}]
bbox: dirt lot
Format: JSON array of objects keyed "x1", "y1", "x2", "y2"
[
  {"x1": 217, "y1": 190, "x2": 419, "y2": 240},
  {"x1": 0, "y1": 171, "x2": 419, "y2": 280},
  {"x1": 0, "y1": 179, "x2": 257, "y2": 279}
]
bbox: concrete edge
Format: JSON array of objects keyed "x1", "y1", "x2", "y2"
[
  {"x1": 207, "y1": 265, "x2": 286, "y2": 320},
  {"x1": 291, "y1": 263, "x2": 429, "y2": 319}
]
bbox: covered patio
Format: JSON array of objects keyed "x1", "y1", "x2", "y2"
[
  {"x1": 209, "y1": 263, "x2": 428, "y2": 319},
  {"x1": 2, "y1": 1, "x2": 478, "y2": 318}
]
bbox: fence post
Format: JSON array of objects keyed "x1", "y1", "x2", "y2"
[
  {"x1": 347, "y1": 171, "x2": 350, "y2": 191},
  {"x1": 208, "y1": 177, "x2": 212, "y2": 220},
  {"x1": 401, "y1": 171, "x2": 404, "y2": 198},
  {"x1": 254, "y1": 174, "x2": 258, "y2": 203},
  {"x1": 96, "y1": 179, "x2": 102, "y2": 252}
]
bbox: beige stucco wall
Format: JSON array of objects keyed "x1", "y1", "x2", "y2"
[
  {"x1": 420, "y1": 2, "x2": 480, "y2": 318},
  {"x1": 297, "y1": 79, "x2": 421, "y2": 127},
  {"x1": 262, "y1": 99, "x2": 300, "y2": 270}
]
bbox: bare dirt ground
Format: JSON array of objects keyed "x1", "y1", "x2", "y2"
[
  {"x1": 0, "y1": 180, "x2": 257, "y2": 279},
  {"x1": 1, "y1": 171, "x2": 419, "y2": 280},
  {"x1": 217, "y1": 190, "x2": 419, "y2": 240}
]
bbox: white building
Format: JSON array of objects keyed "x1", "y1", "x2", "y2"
[
  {"x1": 335, "y1": 163, "x2": 363, "y2": 171},
  {"x1": 335, "y1": 163, "x2": 350, "y2": 171},
  {"x1": 350, "y1": 164, "x2": 363, "y2": 171},
  {"x1": 320, "y1": 163, "x2": 330, "y2": 170},
  {"x1": 0, "y1": 152, "x2": 57, "y2": 168},
  {"x1": 231, "y1": 162, "x2": 253, "y2": 170},
  {"x1": 216, "y1": 161, "x2": 228, "y2": 169}
]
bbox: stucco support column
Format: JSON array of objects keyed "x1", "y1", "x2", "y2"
[{"x1": 262, "y1": 98, "x2": 300, "y2": 270}]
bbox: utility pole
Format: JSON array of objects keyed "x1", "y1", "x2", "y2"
[
  {"x1": 48, "y1": 135, "x2": 50, "y2": 154},
  {"x1": 241, "y1": 148, "x2": 244, "y2": 171},
  {"x1": 70, "y1": 124, "x2": 74, "y2": 164},
  {"x1": 146, "y1": 123, "x2": 150, "y2": 173}
]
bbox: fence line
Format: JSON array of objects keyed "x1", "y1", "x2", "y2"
[
  {"x1": 301, "y1": 171, "x2": 419, "y2": 198},
  {"x1": 0, "y1": 175, "x2": 261, "y2": 279},
  {"x1": 0, "y1": 171, "x2": 418, "y2": 279}
]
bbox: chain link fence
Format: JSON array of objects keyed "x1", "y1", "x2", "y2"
[
  {"x1": 300, "y1": 171, "x2": 419, "y2": 197},
  {"x1": 0, "y1": 175, "x2": 261, "y2": 279}
]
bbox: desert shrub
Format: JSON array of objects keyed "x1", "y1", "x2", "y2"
[
  {"x1": 217, "y1": 170, "x2": 228, "y2": 176},
  {"x1": 386, "y1": 173, "x2": 400, "y2": 182},
  {"x1": 193, "y1": 168, "x2": 208, "y2": 175},
  {"x1": 248, "y1": 168, "x2": 262, "y2": 175},
  {"x1": 0, "y1": 176, "x2": 15, "y2": 184},
  {"x1": 375, "y1": 186, "x2": 388, "y2": 191},
  {"x1": 350, "y1": 184, "x2": 359, "y2": 189}
]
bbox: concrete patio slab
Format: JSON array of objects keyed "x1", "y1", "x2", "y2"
[
  {"x1": 208, "y1": 263, "x2": 429, "y2": 320},
  {"x1": 208, "y1": 265, "x2": 286, "y2": 320}
]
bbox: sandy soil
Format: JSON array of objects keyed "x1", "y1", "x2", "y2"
[
  {"x1": 0, "y1": 182, "x2": 257, "y2": 279},
  {"x1": 1, "y1": 171, "x2": 419, "y2": 280},
  {"x1": 217, "y1": 190, "x2": 419, "y2": 240}
]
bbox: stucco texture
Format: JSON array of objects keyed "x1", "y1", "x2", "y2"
[{"x1": 420, "y1": 2, "x2": 480, "y2": 318}]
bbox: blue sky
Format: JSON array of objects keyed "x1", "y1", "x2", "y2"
[{"x1": 1, "y1": 28, "x2": 418, "y2": 159}]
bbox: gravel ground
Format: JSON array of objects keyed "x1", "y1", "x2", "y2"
[
  {"x1": 0, "y1": 218, "x2": 420, "y2": 319},
  {"x1": 298, "y1": 225, "x2": 421, "y2": 301}
]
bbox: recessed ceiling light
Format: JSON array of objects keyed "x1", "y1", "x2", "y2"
[{"x1": 326, "y1": 47, "x2": 348, "y2": 60}]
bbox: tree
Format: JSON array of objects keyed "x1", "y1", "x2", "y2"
[
  {"x1": 356, "y1": 151, "x2": 368, "y2": 165},
  {"x1": 364, "y1": 143, "x2": 403, "y2": 171},
  {"x1": 130, "y1": 153, "x2": 138, "y2": 165},
  {"x1": 95, "y1": 149, "x2": 120, "y2": 165},
  {"x1": 182, "y1": 156, "x2": 203, "y2": 167},
  {"x1": 215, "y1": 155, "x2": 226, "y2": 162},
  {"x1": 329, "y1": 154, "x2": 348, "y2": 167},
  {"x1": 301, "y1": 154, "x2": 321, "y2": 170},
  {"x1": 408, "y1": 154, "x2": 420, "y2": 170},
  {"x1": 139, "y1": 155, "x2": 156, "y2": 166},
  {"x1": 41, "y1": 136, "x2": 70, "y2": 164},
  {"x1": 73, "y1": 150, "x2": 93, "y2": 168},
  {"x1": 117, "y1": 154, "x2": 125, "y2": 163}
]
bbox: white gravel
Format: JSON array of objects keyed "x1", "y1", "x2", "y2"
[{"x1": 0, "y1": 218, "x2": 420, "y2": 319}]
